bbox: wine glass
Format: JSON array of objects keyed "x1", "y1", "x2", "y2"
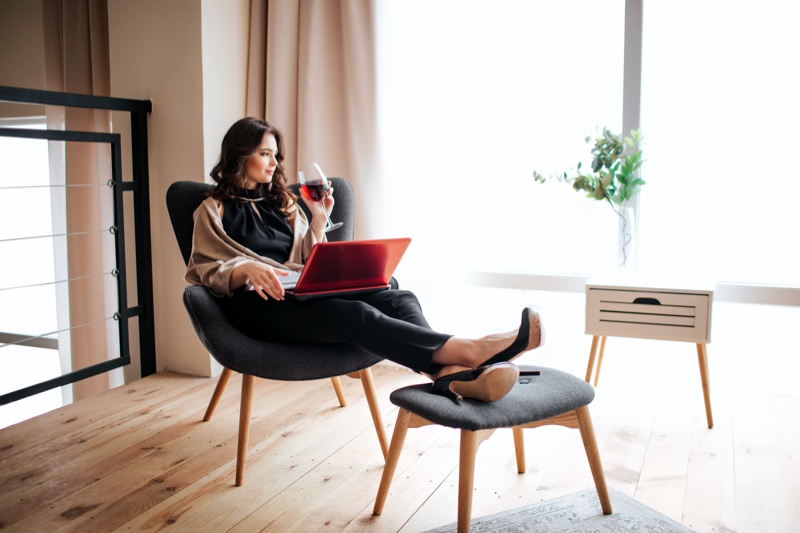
[{"x1": 298, "y1": 163, "x2": 343, "y2": 233}]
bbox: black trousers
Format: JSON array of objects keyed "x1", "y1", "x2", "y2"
[{"x1": 218, "y1": 289, "x2": 451, "y2": 374}]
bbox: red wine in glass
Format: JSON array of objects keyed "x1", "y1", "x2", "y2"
[
  {"x1": 301, "y1": 182, "x2": 327, "y2": 201},
  {"x1": 298, "y1": 163, "x2": 343, "y2": 232}
]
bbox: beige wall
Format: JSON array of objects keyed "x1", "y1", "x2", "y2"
[
  {"x1": 108, "y1": 0, "x2": 250, "y2": 377},
  {"x1": 0, "y1": 0, "x2": 46, "y2": 117},
  {"x1": 201, "y1": 0, "x2": 251, "y2": 179}
]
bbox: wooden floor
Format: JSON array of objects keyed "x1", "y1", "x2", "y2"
[{"x1": 1, "y1": 288, "x2": 799, "y2": 532}]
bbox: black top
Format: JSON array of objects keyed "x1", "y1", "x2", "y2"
[{"x1": 221, "y1": 188, "x2": 293, "y2": 263}]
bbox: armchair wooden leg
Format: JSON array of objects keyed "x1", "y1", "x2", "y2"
[
  {"x1": 576, "y1": 406, "x2": 612, "y2": 515},
  {"x1": 235, "y1": 374, "x2": 255, "y2": 487},
  {"x1": 512, "y1": 427, "x2": 526, "y2": 473},
  {"x1": 457, "y1": 430, "x2": 480, "y2": 533},
  {"x1": 203, "y1": 367, "x2": 233, "y2": 422},
  {"x1": 373, "y1": 408, "x2": 413, "y2": 515},
  {"x1": 330, "y1": 376, "x2": 347, "y2": 407},
  {"x1": 358, "y1": 368, "x2": 389, "y2": 460}
]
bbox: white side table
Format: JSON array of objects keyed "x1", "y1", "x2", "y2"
[{"x1": 584, "y1": 275, "x2": 715, "y2": 428}]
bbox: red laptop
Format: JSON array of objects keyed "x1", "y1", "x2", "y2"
[{"x1": 282, "y1": 238, "x2": 411, "y2": 301}]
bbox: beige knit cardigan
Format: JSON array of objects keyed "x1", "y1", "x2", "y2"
[{"x1": 185, "y1": 197, "x2": 323, "y2": 297}]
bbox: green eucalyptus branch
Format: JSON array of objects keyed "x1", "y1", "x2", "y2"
[{"x1": 533, "y1": 128, "x2": 646, "y2": 210}]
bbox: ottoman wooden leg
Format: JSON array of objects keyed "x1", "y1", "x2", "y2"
[
  {"x1": 512, "y1": 427, "x2": 526, "y2": 473},
  {"x1": 373, "y1": 408, "x2": 413, "y2": 515},
  {"x1": 457, "y1": 430, "x2": 479, "y2": 533},
  {"x1": 576, "y1": 406, "x2": 612, "y2": 515}
]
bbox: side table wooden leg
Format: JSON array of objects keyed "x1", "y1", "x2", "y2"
[
  {"x1": 593, "y1": 336, "x2": 608, "y2": 387},
  {"x1": 696, "y1": 343, "x2": 713, "y2": 428},
  {"x1": 585, "y1": 336, "x2": 600, "y2": 383}
]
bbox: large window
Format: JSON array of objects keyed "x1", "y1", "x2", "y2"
[
  {"x1": 378, "y1": 1, "x2": 799, "y2": 289},
  {"x1": 638, "y1": 1, "x2": 800, "y2": 286},
  {"x1": 0, "y1": 121, "x2": 63, "y2": 428},
  {"x1": 379, "y1": 0, "x2": 625, "y2": 277}
]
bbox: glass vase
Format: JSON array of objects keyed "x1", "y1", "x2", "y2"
[{"x1": 617, "y1": 206, "x2": 637, "y2": 276}]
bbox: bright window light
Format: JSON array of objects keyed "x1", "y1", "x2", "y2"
[{"x1": 379, "y1": 0, "x2": 625, "y2": 277}]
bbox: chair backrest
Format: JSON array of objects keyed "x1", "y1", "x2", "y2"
[{"x1": 166, "y1": 177, "x2": 356, "y2": 266}]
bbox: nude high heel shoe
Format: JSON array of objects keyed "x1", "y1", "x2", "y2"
[
  {"x1": 431, "y1": 362, "x2": 520, "y2": 403},
  {"x1": 482, "y1": 307, "x2": 545, "y2": 367}
]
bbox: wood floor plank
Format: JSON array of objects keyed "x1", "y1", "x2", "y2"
[
  {"x1": 501, "y1": 424, "x2": 578, "y2": 507},
  {"x1": 0, "y1": 372, "x2": 217, "y2": 491},
  {"x1": 230, "y1": 369, "x2": 422, "y2": 532},
  {"x1": 0, "y1": 377, "x2": 223, "y2": 527},
  {"x1": 0, "y1": 298, "x2": 796, "y2": 533},
  {"x1": 98, "y1": 380, "x2": 335, "y2": 531},
  {"x1": 633, "y1": 395, "x2": 693, "y2": 523},
  {"x1": 110, "y1": 370, "x2": 403, "y2": 532},
  {"x1": 11, "y1": 373, "x2": 287, "y2": 532},
  {"x1": 399, "y1": 427, "x2": 562, "y2": 532},
  {"x1": 469, "y1": 428, "x2": 559, "y2": 516},
  {"x1": 0, "y1": 372, "x2": 204, "y2": 462},
  {"x1": 3, "y1": 372, "x2": 300, "y2": 530},
  {"x1": 682, "y1": 392, "x2": 737, "y2": 533},
  {"x1": 84, "y1": 376, "x2": 321, "y2": 533},
  {"x1": 348, "y1": 426, "x2": 461, "y2": 533},
  {"x1": 217, "y1": 369, "x2": 418, "y2": 532},
  {"x1": 733, "y1": 392, "x2": 800, "y2": 533}
]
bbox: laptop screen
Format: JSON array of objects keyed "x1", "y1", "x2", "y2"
[{"x1": 288, "y1": 238, "x2": 411, "y2": 295}]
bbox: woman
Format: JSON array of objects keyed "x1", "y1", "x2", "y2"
[{"x1": 186, "y1": 117, "x2": 544, "y2": 403}]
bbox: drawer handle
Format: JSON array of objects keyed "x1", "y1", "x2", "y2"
[{"x1": 633, "y1": 297, "x2": 661, "y2": 305}]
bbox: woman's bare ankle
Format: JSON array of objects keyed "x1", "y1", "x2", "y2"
[
  {"x1": 475, "y1": 330, "x2": 518, "y2": 365},
  {"x1": 432, "y1": 330, "x2": 521, "y2": 371}
]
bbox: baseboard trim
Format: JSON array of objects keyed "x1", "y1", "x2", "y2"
[{"x1": 450, "y1": 271, "x2": 800, "y2": 306}]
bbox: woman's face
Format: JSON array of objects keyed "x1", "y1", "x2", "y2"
[{"x1": 243, "y1": 133, "x2": 278, "y2": 188}]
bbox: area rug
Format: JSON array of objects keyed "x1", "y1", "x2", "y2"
[{"x1": 425, "y1": 487, "x2": 695, "y2": 532}]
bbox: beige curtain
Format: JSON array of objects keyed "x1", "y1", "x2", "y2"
[
  {"x1": 42, "y1": 0, "x2": 116, "y2": 401},
  {"x1": 247, "y1": 0, "x2": 384, "y2": 239}
]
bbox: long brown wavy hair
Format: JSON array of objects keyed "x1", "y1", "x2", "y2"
[{"x1": 208, "y1": 117, "x2": 297, "y2": 215}]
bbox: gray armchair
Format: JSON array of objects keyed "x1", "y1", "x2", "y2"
[{"x1": 166, "y1": 178, "x2": 388, "y2": 486}]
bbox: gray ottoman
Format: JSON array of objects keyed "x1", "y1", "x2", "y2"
[{"x1": 372, "y1": 366, "x2": 612, "y2": 532}]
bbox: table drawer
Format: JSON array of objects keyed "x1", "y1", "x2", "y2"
[{"x1": 586, "y1": 288, "x2": 711, "y2": 342}]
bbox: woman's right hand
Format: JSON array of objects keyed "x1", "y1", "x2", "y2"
[
  {"x1": 299, "y1": 181, "x2": 334, "y2": 240},
  {"x1": 231, "y1": 261, "x2": 289, "y2": 301}
]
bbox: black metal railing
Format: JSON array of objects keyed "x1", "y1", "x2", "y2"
[{"x1": 0, "y1": 85, "x2": 155, "y2": 405}]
